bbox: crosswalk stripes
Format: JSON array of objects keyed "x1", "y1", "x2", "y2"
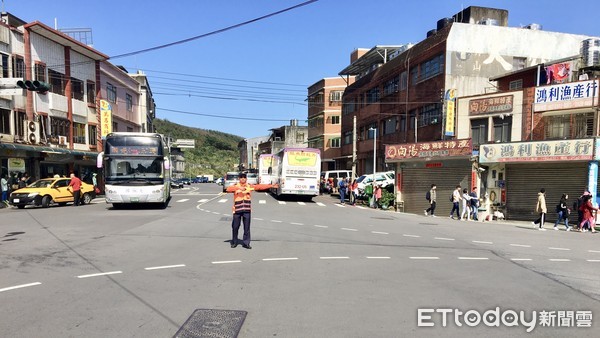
[
  {"x1": 259, "y1": 200, "x2": 266, "y2": 204},
  {"x1": 218, "y1": 199, "x2": 228, "y2": 203},
  {"x1": 197, "y1": 199, "x2": 208, "y2": 203},
  {"x1": 176, "y1": 199, "x2": 189, "y2": 203},
  {"x1": 297, "y1": 202, "x2": 306, "y2": 206},
  {"x1": 278, "y1": 201, "x2": 286, "y2": 205},
  {"x1": 316, "y1": 202, "x2": 325, "y2": 207}
]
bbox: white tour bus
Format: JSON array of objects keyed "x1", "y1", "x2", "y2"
[
  {"x1": 271, "y1": 148, "x2": 321, "y2": 197},
  {"x1": 97, "y1": 132, "x2": 171, "y2": 209},
  {"x1": 258, "y1": 154, "x2": 277, "y2": 184}
]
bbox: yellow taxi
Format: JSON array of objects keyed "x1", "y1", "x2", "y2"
[{"x1": 9, "y1": 178, "x2": 96, "y2": 209}]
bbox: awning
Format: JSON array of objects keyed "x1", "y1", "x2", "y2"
[{"x1": 0, "y1": 142, "x2": 99, "y2": 157}]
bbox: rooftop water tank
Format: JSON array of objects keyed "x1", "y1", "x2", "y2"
[
  {"x1": 581, "y1": 38, "x2": 600, "y2": 67},
  {"x1": 427, "y1": 29, "x2": 437, "y2": 38},
  {"x1": 437, "y1": 17, "x2": 453, "y2": 30}
]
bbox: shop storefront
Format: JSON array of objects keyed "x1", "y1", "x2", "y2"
[
  {"x1": 479, "y1": 139, "x2": 595, "y2": 221},
  {"x1": 386, "y1": 139, "x2": 474, "y2": 216}
]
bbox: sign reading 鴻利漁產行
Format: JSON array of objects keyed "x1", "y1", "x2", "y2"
[
  {"x1": 479, "y1": 139, "x2": 594, "y2": 164},
  {"x1": 534, "y1": 79, "x2": 599, "y2": 112}
]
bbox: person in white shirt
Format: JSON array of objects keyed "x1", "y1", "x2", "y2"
[
  {"x1": 1, "y1": 174, "x2": 9, "y2": 205},
  {"x1": 460, "y1": 188, "x2": 472, "y2": 221}
]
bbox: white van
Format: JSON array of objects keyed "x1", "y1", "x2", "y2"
[{"x1": 322, "y1": 170, "x2": 356, "y2": 182}]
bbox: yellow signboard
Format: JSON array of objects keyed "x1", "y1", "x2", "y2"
[
  {"x1": 100, "y1": 99, "x2": 112, "y2": 139},
  {"x1": 261, "y1": 156, "x2": 273, "y2": 167},
  {"x1": 286, "y1": 151, "x2": 317, "y2": 166}
]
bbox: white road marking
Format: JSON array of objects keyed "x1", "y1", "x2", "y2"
[
  {"x1": 511, "y1": 258, "x2": 532, "y2": 261},
  {"x1": 341, "y1": 228, "x2": 358, "y2": 231},
  {"x1": 278, "y1": 201, "x2": 286, "y2": 205},
  {"x1": 297, "y1": 202, "x2": 306, "y2": 206},
  {"x1": 197, "y1": 199, "x2": 208, "y2": 203},
  {"x1": 510, "y1": 244, "x2": 531, "y2": 248},
  {"x1": 458, "y1": 257, "x2": 489, "y2": 260},
  {"x1": 176, "y1": 199, "x2": 189, "y2": 203},
  {"x1": 222, "y1": 213, "x2": 229, "y2": 216},
  {"x1": 212, "y1": 212, "x2": 220, "y2": 215},
  {"x1": 587, "y1": 259, "x2": 600, "y2": 262},
  {"x1": 403, "y1": 234, "x2": 420, "y2": 238},
  {"x1": 77, "y1": 271, "x2": 122, "y2": 279},
  {"x1": 320, "y1": 256, "x2": 349, "y2": 260},
  {"x1": 366, "y1": 256, "x2": 391, "y2": 259},
  {"x1": 218, "y1": 199, "x2": 227, "y2": 203},
  {"x1": 291, "y1": 222, "x2": 304, "y2": 225},
  {"x1": 259, "y1": 200, "x2": 266, "y2": 204},
  {"x1": 371, "y1": 231, "x2": 389, "y2": 235},
  {"x1": 316, "y1": 202, "x2": 326, "y2": 207},
  {"x1": 271, "y1": 220, "x2": 282, "y2": 223},
  {"x1": 588, "y1": 250, "x2": 600, "y2": 253},
  {"x1": 314, "y1": 225, "x2": 328, "y2": 228},
  {"x1": 472, "y1": 240, "x2": 493, "y2": 244},
  {"x1": 356, "y1": 206, "x2": 366, "y2": 209},
  {"x1": 262, "y1": 257, "x2": 299, "y2": 261},
  {"x1": 548, "y1": 247, "x2": 571, "y2": 251},
  {"x1": 334, "y1": 204, "x2": 346, "y2": 207},
  {"x1": 549, "y1": 259, "x2": 571, "y2": 262},
  {"x1": 212, "y1": 260, "x2": 242, "y2": 264},
  {"x1": 409, "y1": 257, "x2": 439, "y2": 260},
  {"x1": 435, "y1": 237, "x2": 455, "y2": 241},
  {"x1": 253, "y1": 218, "x2": 264, "y2": 221},
  {"x1": 0, "y1": 282, "x2": 42, "y2": 293},
  {"x1": 144, "y1": 264, "x2": 186, "y2": 271}
]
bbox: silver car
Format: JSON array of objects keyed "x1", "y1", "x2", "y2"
[
  {"x1": 222, "y1": 172, "x2": 240, "y2": 192},
  {"x1": 246, "y1": 173, "x2": 258, "y2": 185}
]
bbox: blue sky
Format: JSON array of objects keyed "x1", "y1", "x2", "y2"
[{"x1": 6, "y1": 0, "x2": 599, "y2": 138}]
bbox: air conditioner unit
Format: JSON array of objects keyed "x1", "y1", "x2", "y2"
[
  {"x1": 23, "y1": 120, "x2": 39, "y2": 144},
  {"x1": 58, "y1": 136, "x2": 68, "y2": 146}
]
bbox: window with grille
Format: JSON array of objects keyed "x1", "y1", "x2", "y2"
[
  {"x1": 418, "y1": 104, "x2": 442, "y2": 127},
  {"x1": 1, "y1": 54, "x2": 8, "y2": 78},
  {"x1": 399, "y1": 71, "x2": 408, "y2": 91},
  {"x1": 87, "y1": 81, "x2": 96, "y2": 104},
  {"x1": 330, "y1": 137, "x2": 341, "y2": 148},
  {"x1": 342, "y1": 98, "x2": 355, "y2": 116},
  {"x1": 88, "y1": 125, "x2": 97, "y2": 145},
  {"x1": 493, "y1": 116, "x2": 512, "y2": 142},
  {"x1": 71, "y1": 78, "x2": 84, "y2": 101},
  {"x1": 471, "y1": 118, "x2": 488, "y2": 146},
  {"x1": 126, "y1": 93, "x2": 133, "y2": 111},
  {"x1": 14, "y1": 111, "x2": 25, "y2": 138},
  {"x1": 330, "y1": 115, "x2": 340, "y2": 125},
  {"x1": 35, "y1": 63, "x2": 46, "y2": 82},
  {"x1": 329, "y1": 91, "x2": 343, "y2": 102},
  {"x1": 419, "y1": 54, "x2": 444, "y2": 81},
  {"x1": 509, "y1": 79, "x2": 522, "y2": 90},
  {"x1": 296, "y1": 133, "x2": 305, "y2": 143},
  {"x1": 106, "y1": 82, "x2": 117, "y2": 103},
  {"x1": 73, "y1": 122, "x2": 85, "y2": 144},
  {"x1": 12, "y1": 55, "x2": 25, "y2": 78},
  {"x1": 383, "y1": 76, "x2": 399, "y2": 96},
  {"x1": 0, "y1": 108, "x2": 9, "y2": 134},
  {"x1": 383, "y1": 117, "x2": 397, "y2": 135},
  {"x1": 51, "y1": 117, "x2": 70, "y2": 137},
  {"x1": 366, "y1": 87, "x2": 380, "y2": 104},
  {"x1": 48, "y1": 69, "x2": 65, "y2": 95},
  {"x1": 544, "y1": 113, "x2": 593, "y2": 139}
]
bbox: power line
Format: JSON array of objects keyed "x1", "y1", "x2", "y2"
[
  {"x1": 109, "y1": 0, "x2": 319, "y2": 60},
  {"x1": 158, "y1": 107, "x2": 299, "y2": 122},
  {"x1": 154, "y1": 91, "x2": 306, "y2": 105}
]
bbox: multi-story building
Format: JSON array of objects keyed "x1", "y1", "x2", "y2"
[
  {"x1": 99, "y1": 63, "x2": 142, "y2": 133},
  {"x1": 258, "y1": 119, "x2": 308, "y2": 156},
  {"x1": 307, "y1": 76, "x2": 354, "y2": 172},
  {"x1": 339, "y1": 6, "x2": 598, "y2": 216},
  {"x1": 238, "y1": 135, "x2": 269, "y2": 171},
  {"x1": 129, "y1": 70, "x2": 156, "y2": 133}
]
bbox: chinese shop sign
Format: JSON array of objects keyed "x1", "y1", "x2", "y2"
[
  {"x1": 385, "y1": 139, "x2": 472, "y2": 161},
  {"x1": 479, "y1": 139, "x2": 594, "y2": 164},
  {"x1": 534, "y1": 80, "x2": 599, "y2": 112},
  {"x1": 469, "y1": 95, "x2": 514, "y2": 115}
]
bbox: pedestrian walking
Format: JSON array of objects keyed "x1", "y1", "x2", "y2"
[
  {"x1": 577, "y1": 194, "x2": 598, "y2": 233},
  {"x1": 374, "y1": 184, "x2": 382, "y2": 208},
  {"x1": 424, "y1": 184, "x2": 437, "y2": 217},
  {"x1": 460, "y1": 188, "x2": 471, "y2": 221},
  {"x1": 339, "y1": 177, "x2": 347, "y2": 204},
  {"x1": 350, "y1": 179, "x2": 359, "y2": 205},
  {"x1": 553, "y1": 194, "x2": 570, "y2": 231},
  {"x1": 68, "y1": 172, "x2": 82, "y2": 206},
  {"x1": 225, "y1": 172, "x2": 272, "y2": 249},
  {"x1": 1, "y1": 174, "x2": 9, "y2": 205},
  {"x1": 532, "y1": 188, "x2": 547, "y2": 230},
  {"x1": 469, "y1": 187, "x2": 479, "y2": 221},
  {"x1": 449, "y1": 185, "x2": 461, "y2": 219}
]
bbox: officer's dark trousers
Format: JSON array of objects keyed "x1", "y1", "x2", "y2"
[{"x1": 232, "y1": 211, "x2": 251, "y2": 245}]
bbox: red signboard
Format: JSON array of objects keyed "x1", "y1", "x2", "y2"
[
  {"x1": 385, "y1": 139, "x2": 472, "y2": 161},
  {"x1": 425, "y1": 162, "x2": 443, "y2": 168}
]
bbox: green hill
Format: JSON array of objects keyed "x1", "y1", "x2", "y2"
[{"x1": 153, "y1": 118, "x2": 243, "y2": 178}]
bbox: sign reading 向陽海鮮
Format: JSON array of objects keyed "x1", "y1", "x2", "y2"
[{"x1": 385, "y1": 139, "x2": 472, "y2": 161}]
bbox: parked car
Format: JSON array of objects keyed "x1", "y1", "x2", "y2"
[
  {"x1": 180, "y1": 178, "x2": 191, "y2": 185},
  {"x1": 356, "y1": 171, "x2": 395, "y2": 193},
  {"x1": 222, "y1": 172, "x2": 240, "y2": 192},
  {"x1": 215, "y1": 177, "x2": 224, "y2": 185},
  {"x1": 9, "y1": 178, "x2": 95, "y2": 209},
  {"x1": 246, "y1": 173, "x2": 258, "y2": 185},
  {"x1": 171, "y1": 179, "x2": 184, "y2": 189}
]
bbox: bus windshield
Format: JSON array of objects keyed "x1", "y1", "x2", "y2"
[{"x1": 105, "y1": 157, "x2": 163, "y2": 183}]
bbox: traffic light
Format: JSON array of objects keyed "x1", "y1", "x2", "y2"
[{"x1": 16, "y1": 80, "x2": 50, "y2": 93}]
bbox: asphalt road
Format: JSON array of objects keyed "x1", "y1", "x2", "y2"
[{"x1": 1, "y1": 183, "x2": 599, "y2": 337}]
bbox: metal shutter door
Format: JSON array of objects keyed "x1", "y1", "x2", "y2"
[
  {"x1": 506, "y1": 163, "x2": 587, "y2": 221},
  {"x1": 402, "y1": 166, "x2": 471, "y2": 216}
]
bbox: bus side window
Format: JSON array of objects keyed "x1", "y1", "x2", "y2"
[{"x1": 268, "y1": 167, "x2": 272, "y2": 175}]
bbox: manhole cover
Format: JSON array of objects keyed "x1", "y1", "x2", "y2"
[{"x1": 174, "y1": 309, "x2": 247, "y2": 338}]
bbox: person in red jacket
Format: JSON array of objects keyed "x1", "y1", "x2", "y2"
[
  {"x1": 68, "y1": 172, "x2": 82, "y2": 206},
  {"x1": 578, "y1": 194, "x2": 598, "y2": 233},
  {"x1": 225, "y1": 173, "x2": 272, "y2": 249}
]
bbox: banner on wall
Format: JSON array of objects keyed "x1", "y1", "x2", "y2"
[
  {"x1": 100, "y1": 99, "x2": 112, "y2": 139},
  {"x1": 444, "y1": 89, "x2": 456, "y2": 136},
  {"x1": 8, "y1": 158, "x2": 25, "y2": 172}
]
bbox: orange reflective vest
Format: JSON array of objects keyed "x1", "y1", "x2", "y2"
[{"x1": 226, "y1": 182, "x2": 272, "y2": 213}]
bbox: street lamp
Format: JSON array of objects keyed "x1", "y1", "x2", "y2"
[{"x1": 369, "y1": 127, "x2": 376, "y2": 207}]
